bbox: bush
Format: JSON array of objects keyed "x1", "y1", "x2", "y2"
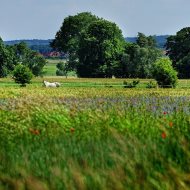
[
  {"x1": 56, "y1": 70, "x2": 65, "y2": 76},
  {"x1": 152, "y1": 58, "x2": 178, "y2": 88},
  {"x1": 123, "y1": 80, "x2": 140, "y2": 88},
  {"x1": 56, "y1": 62, "x2": 68, "y2": 77},
  {"x1": 13, "y1": 64, "x2": 33, "y2": 87},
  {"x1": 146, "y1": 81, "x2": 157, "y2": 88}
]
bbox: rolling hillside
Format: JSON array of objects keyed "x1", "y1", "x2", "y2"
[
  {"x1": 126, "y1": 35, "x2": 169, "y2": 49},
  {"x1": 4, "y1": 35, "x2": 170, "y2": 54}
]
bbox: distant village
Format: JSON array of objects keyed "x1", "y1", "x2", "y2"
[{"x1": 40, "y1": 51, "x2": 68, "y2": 59}]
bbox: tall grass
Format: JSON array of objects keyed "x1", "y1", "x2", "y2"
[{"x1": 1, "y1": 86, "x2": 190, "y2": 189}]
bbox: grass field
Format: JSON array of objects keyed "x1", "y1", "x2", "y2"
[
  {"x1": 1, "y1": 77, "x2": 190, "y2": 189},
  {"x1": 42, "y1": 59, "x2": 65, "y2": 76},
  {"x1": 43, "y1": 59, "x2": 76, "y2": 77}
]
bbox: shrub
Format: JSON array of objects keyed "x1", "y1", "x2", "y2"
[
  {"x1": 146, "y1": 81, "x2": 157, "y2": 88},
  {"x1": 152, "y1": 58, "x2": 178, "y2": 88},
  {"x1": 56, "y1": 62, "x2": 70, "y2": 77},
  {"x1": 56, "y1": 70, "x2": 65, "y2": 76},
  {"x1": 13, "y1": 64, "x2": 33, "y2": 87},
  {"x1": 123, "y1": 80, "x2": 140, "y2": 88}
]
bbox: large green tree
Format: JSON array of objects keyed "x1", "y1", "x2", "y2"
[
  {"x1": 165, "y1": 27, "x2": 190, "y2": 78},
  {"x1": 136, "y1": 32, "x2": 157, "y2": 48},
  {"x1": 51, "y1": 12, "x2": 98, "y2": 54},
  {"x1": 51, "y1": 12, "x2": 98, "y2": 73},
  {"x1": 52, "y1": 12, "x2": 125, "y2": 77},
  {"x1": 0, "y1": 37, "x2": 11, "y2": 77},
  {"x1": 77, "y1": 19, "x2": 125, "y2": 77},
  {"x1": 116, "y1": 40, "x2": 162, "y2": 78}
]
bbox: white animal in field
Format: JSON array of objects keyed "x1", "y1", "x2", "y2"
[{"x1": 43, "y1": 80, "x2": 61, "y2": 87}]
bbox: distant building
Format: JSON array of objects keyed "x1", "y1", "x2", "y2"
[{"x1": 41, "y1": 51, "x2": 67, "y2": 58}]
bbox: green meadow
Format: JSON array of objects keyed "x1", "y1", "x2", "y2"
[
  {"x1": 42, "y1": 59, "x2": 64, "y2": 76},
  {"x1": 1, "y1": 77, "x2": 190, "y2": 190},
  {"x1": 43, "y1": 59, "x2": 76, "y2": 77}
]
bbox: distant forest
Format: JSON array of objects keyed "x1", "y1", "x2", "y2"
[
  {"x1": 4, "y1": 39, "x2": 53, "y2": 55},
  {"x1": 126, "y1": 35, "x2": 169, "y2": 49},
  {"x1": 4, "y1": 35, "x2": 169, "y2": 55}
]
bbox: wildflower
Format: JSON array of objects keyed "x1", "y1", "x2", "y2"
[
  {"x1": 161, "y1": 132, "x2": 167, "y2": 139},
  {"x1": 70, "y1": 128, "x2": 75, "y2": 133},
  {"x1": 163, "y1": 111, "x2": 167, "y2": 115},
  {"x1": 29, "y1": 128, "x2": 40, "y2": 135},
  {"x1": 169, "y1": 121, "x2": 173, "y2": 127},
  {"x1": 34, "y1": 129, "x2": 40, "y2": 135}
]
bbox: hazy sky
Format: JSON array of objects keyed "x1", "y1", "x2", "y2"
[{"x1": 1, "y1": 0, "x2": 190, "y2": 40}]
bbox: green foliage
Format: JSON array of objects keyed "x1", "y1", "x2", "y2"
[
  {"x1": 77, "y1": 19, "x2": 125, "y2": 77},
  {"x1": 13, "y1": 64, "x2": 33, "y2": 86},
  {"x1": 117, "y1": 42, "x2": 162, "y2": 78},
  {"x1": 51, "y1": 12, "x2": 98, "y2": 53},
  {"x1": 52, "y1": 14, "x2": 165, "y2": 78},
  {"x1": 11, "y1": 42, "x2": 47, "y2": 76},
  {"x1": 51, "y1": 12, "x2": 99, "y2": 74},
  {"x1": 136, "y1": 32, "x2": 157, "y2": 48},
  {"x1": 0, "y1": 38, "x2": 47, "y2": 77},
  {"x1": 0, "y1": 37, "x2": 11, "y2": 77},
  {"x1": 56, "y1": 62, "x2": 68, "y2": 76},
  {"x1": 146, "y1": 81, "x2": 157, "y2": 88},
  {"x1": 123, "y1": 80, "x2": 140, "y2": 88},
  {"x1": 166, "y1": 27, "x2": 190, "y2": 78},
  {"x1": 52, "y1": 12, "x2": 125, "y2": 77},
  {"x1": 152, "y1": 58, "x2": 178, "y2": 88},
  {"x1": 1, "y1": 88, "x2": 190, "y2": 189}
]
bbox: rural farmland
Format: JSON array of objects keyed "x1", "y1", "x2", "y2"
[
  {"x1": 1, "y1": 77, "x2": 190, "y2": 189},
  {"x1": 1, "y1": 1, "x2": 190, "y2": 188}
]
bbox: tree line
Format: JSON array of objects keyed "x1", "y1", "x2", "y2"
[
  {"x1": 51, "y1": 12, "x2": 162, "y2": 78},
  {"x1": 0, "y1": 39, "x2": 46, "y2": 78},
  {"x1": 4, "y1": 39, "x2": 53, "y2": 54},
  {"x1": 52, "y1": 12, "x2": 189, "y2": 81},
  {"x1": 0, "y1": 12, "x2": 190, "y2": 87}
]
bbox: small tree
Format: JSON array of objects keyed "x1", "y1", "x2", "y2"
[
  {"x1": 13, "y1": 64, "x2": 33, "y2": 87},
  {"x1": 152, "y1": 58, "x2": 178, "y2": 88},
  {"x1": 56, "y1": 62, "x2": 68, "y2": 77}
]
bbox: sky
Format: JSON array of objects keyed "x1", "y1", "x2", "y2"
[{"x1": 0, "y1": 0, "x2": 190, "y2": 40}]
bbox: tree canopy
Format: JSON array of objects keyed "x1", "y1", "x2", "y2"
[
  {"x1": 77, "y1": 19, "x2": 125, "y2": 77},
  {"x1": 152, "y1": 58, "x2": 178, "y2": 88},
  {"x1": 13, "y1": 64, "x2": 33, "y2": 87},
  {"x1": 0, "y1": 37, "x2": 11, "y2": 77},
  {"x1": 51, "y1": 12, "x2": 98, "y2": 53},
  {"x1": 136, "y1": 32, "x2": 157, "y2": 48},
  {"x1": 116, "y1": 36, "x2": 162, "y2": 78},
  {"x1": 0, "y1": 40, "x2": 46, "y2": 77},
  {"x1": 165, "y1": 27, "x2": 190, "y2": 78},
  {"x1": 51, "y1": 13, "x2": 163, "y2": 78},
  {"x1": 52, "y1": 12, "x2": 126, "y2": 77}
]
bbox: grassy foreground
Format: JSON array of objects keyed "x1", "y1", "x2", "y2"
[{"x1": 1, "y1": 79, "x2": 190, "y2": 189}]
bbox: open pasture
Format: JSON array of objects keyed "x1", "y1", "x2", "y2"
[
  {"x1": 1, "y1": 78, "x2": 190, "y2": 189},
  {"x1": 1, "y1": 77, "x2": 190, "y2": 88},
  {"x1": 42, "y1": 59, "x2": 65, "y2": 76},
  {"x1": 43, "y1": 59, "x2": 76, "y2": 77}
]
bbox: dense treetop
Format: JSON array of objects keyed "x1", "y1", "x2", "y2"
[
  {"x1": 166, "y1": 27, "x2": 190, "y2": 78},
  {"x1": 2, "y1": 12, "x2": 190, "y2": 80},
  {"x1": 51, "y1": 12, "x2": 98, "y2": 53},
  {"x1": 52, "y1": 12, "x2": 162, "y2": 78},
  {"x1": 0, "y1": 39, "x2": 46, "y2": 77}
]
